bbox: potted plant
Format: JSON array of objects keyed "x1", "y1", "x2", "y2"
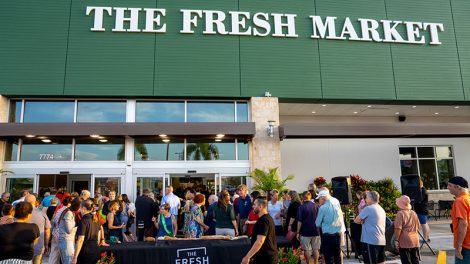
[{"x1": 249, "y1": 168, "x2": 294, "y2": 194}]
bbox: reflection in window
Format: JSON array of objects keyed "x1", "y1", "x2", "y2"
[
  {"x1": 9, "y1": 100, "x2": 22, "y2": 123},
  {"x1": 6, "y1": 178, "x2": 34, "y2": 201},
  {"x1": 20, "y1": 138, "x2": 72, "y2": 161},
  {"x1": 5, "y1": 140, "x2": 19, "y2": 161},
  {"x1": 95, "y1": 177, "x2": 120, "y2": 196},
  {"x1": 221, "y1": 176, "x2": 247, "y2": 195},
  {"x1": 134, "y1": 139, "x2": 184, "y2": 161},
  {"x1": 237, "y1": 140, "x2": 249, "y2": 160},
  {"x1": 23, "y1": 101, "x2": 74, "y2": 123},
  {"x1": 136, "y1": 101, "x2": 185, "y2": 122},
  {"x1": 398, "y1": 146, "x2": 455, "y2": 190},
  {"x1": 137, "y1": 177, "x2": 163, "y2": 198},
  {"x1": 236, "y1": 102, "x2": 248, "y2": 122},
  {"x1": 75, "y1": 138, "x2": 125, "y2": 161},
  {"x1": 186, "y1": 139, "x2": 235, "y2": 160},
  {"x1": 77, "y1": 101, "x2": 126, "y2": 122},
  {"x1": 187, "y1": 102, "x2": 235, "y2": 122}
]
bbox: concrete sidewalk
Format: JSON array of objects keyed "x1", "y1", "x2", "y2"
[{"x1": 341, "y1": 219, "x2": 454, "y2": 263}]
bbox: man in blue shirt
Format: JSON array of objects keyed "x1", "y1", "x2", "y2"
[
  {"x1": 315, "y1": 188, "x2": 345, "y2": 264},
  {"x1": 235, "y1": 184, "x2": 252, "y2": 235},
  {"x1": 297, "y1": 191, "x2": 320, "y2": 264}
]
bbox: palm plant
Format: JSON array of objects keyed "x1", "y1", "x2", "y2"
[
  {"x1": 186, "y1": 143, "x2": 219, "y2": 160},
  {"x1": 249, "y1": 168, "x2": 294, "y2": 193}
]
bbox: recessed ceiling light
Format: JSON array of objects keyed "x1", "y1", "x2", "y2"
[
  {"x1": 353, "y1": 111, "x2": 358, "y2": 114},
  {"x1": 412, "y1": 106, "x2": 417, "y2": 108},
  {"x1": 216, "y1": 134, "x2": 225, "y2": 138},
  {"x1": 311, "y1": 111, "x2": 316, "y2": 114},
  {"x1": 25, "y1": 135, "x2": 35, "y2": 138},
  {"x1": 367, "y1": 105, "x2": 372, "y2": 108},
  {"x1": 41, "y1": 139, "x2": 51, "y2": 143},
  {"x1": 99, "y1": 139, "x2": 108, "y2": 143},
  {"x1": 454, "y1": 106, "x2": 460, "y2": 109},
  {"x1": 158, "y1": 134, "x2": 167, "y2": 138},
  {"x1": 162, "y1": 139, "x2": 170, "y2": 143},
  {"x1": 395, "y1": 112, "x2": 400, "y2": 115},
  {"x1": 98, "y1": 136, "x2": 105, "y2": 139},
  {"x1": 37, "y1": 136, "x2": 47, "y2": 139},
  {"x1": 434, "y1": 112, "x2": 439, "y2": 115},
  {"x1": 215, "y1": 139, "x2": 222, "y2": 142},
  {"x1": 321, "y1": 104, "x2": 327, "y2": 107},
  {"x1": 90, "y1": 134, "x2": 100, "y2": 138}
]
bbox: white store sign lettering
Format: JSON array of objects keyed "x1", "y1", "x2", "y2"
[{"x1": 86, "y1": 6, "x2": 444, "y2": 45}]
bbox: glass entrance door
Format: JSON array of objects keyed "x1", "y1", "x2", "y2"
[
  {"x1": 169, "y1": 173, "x2": 216, "y2": 197},
  {"x1": 136, "y1": 177, "x2": 163, "y2": 201}
]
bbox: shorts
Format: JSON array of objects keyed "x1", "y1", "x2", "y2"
[
  {"x1": 300, "y1": 235, "x2": 321, "y2": 251},
  {"x1": 417, "y1": 214, "x2": 428, "y2": 224},
  {"x1": 362, "y1": 243, "x2": 385, "y2": 263}
]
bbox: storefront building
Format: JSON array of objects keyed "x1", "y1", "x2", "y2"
[{"x1": 1, "y1": 0, "x2": 470, "y2": 201}]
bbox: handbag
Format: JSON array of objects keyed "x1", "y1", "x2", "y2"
[{"x1": 286, "y1": 230, "x2": 295, "y2": 240}]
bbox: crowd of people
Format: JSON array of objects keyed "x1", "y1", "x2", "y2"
[{"x1": 0, "y1": 176, "x2": 469, "y2": 264}]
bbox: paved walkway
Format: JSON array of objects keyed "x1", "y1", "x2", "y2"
[{"x1": 341, "y1": 219, "x2": 454, "y2": 264}]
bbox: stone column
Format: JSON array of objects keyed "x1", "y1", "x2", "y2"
[
  {"x1": 0, "y1": 95, "x2": 8, "y2": 193},
  {"x1": 249, "y1": 97, "x2": 281, "y2": 175}
]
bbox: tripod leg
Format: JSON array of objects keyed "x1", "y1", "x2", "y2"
[{"x1": 418, "y1": 230, "x2": 436, "y2": 255}]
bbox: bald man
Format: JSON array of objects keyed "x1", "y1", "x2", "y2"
[{"x1": 25, "y1": 194, "x2": 51, "y2": 264}]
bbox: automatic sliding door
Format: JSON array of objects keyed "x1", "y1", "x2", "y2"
[{"x1": 136, "y1": 177, "x2": 163, "y2": 200}]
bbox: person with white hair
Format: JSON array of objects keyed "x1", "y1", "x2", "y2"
[
  {"x1": 161, "y1": 186, "x2": 180, "y2": 217},
  {"x1": 447, "y1": 176, "x2": 470, "y2": 263},
  {"x1": 80, "y1": 190, "x2": 91, "y2": 201},
  {"x1": 354, "y1": 191, "x2": 386, "y2": 264},
  {"x1": 204, "y1": 194, "x2": 218, "y2": 235},
  {"x1": 315, "y1": 188, "x2": 345, "y2": 264}
]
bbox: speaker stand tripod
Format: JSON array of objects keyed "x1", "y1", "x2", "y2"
[
  {"x1": 341, "y1": 212, "x2": 362, "y2": 262},
  {"x1": 410, "y1": 202, "x2": 436, "y2": 256}
]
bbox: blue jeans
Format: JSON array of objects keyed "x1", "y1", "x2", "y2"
[
  {"x1": 455, "y1": 248, "x2": 470, "y2": 264},
  {"x1": 58, "y1": 239, "x2": 74, "y2": 264}
]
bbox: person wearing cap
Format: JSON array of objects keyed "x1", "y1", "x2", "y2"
[
  {"x1": 315, "y1": 188, "x2": 345, "y2": 264},
  {"x1": 354, "y1": 191, "x2": 386, "y2": 264},
  {"x1": 447, "y1": 176, "x2": 470, "y2": 263},
  {"x1": 394, "y1": 195, "x2": 420, "y2": 264}
]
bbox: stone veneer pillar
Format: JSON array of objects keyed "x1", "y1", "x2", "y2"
[
  {"x1": 249, "y1": 97, "x2": 281, "y2": 175},
  {"x1": 0, "y1": 95, "x2": 8, "y2": 193}
]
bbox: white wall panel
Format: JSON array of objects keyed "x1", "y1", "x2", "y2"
[{"x1": 281, "y1": 138, "x2": 470, "y2": 192}]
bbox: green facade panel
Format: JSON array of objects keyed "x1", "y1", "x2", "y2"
[
  {"x1": 0, "y1": 1, "x2": 70, "y2": 95},
  {"x1": 451, "y1": 0, "x2": 470, "y2": 100},
  {"x1": 386, "y1": 0, "x2": 464, "y2": 101},
  {"x1": 316, "y1": 0, "x2": 396, "y2": 100},
  {"x1": 154, "y1": 0, "x2": 240, "y2": 97},
  {"x1": 239, "y1": 0, "x2": 322, "y2": 99},
  {"x1": 0, "y1": 0, "x2": 468, "y2": 102},
  {"x1": 64, "y1": 0, "x2": 156, "y2": 96}
]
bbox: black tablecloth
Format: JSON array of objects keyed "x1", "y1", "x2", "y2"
[{"x1": 101, "y1": 239, "x2": 251, "y2": 264}]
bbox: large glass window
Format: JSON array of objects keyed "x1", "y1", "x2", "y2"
[
  {"x1": 398, "y1": 146, "x2": 455, "y2": 190},
  {"x1": 136, "y1": 101, "x2": 185, "y2": 122},
  {"x1": 186, "y1": 139, "x2": 236, "y2": 160},
  {"x1": 94, "y1": 177, "x2": 121, "y2": 196},
  {"x1": 20, "y1": 138, "x2": 73, "y2": 161},
  {"x1": 237, "y1": 140, "x2": 249, "y2": 160},
  {"x1": 77, "y1": 101, "x2": 126, "y2": 122},
  {"x1": 6, "y1": 178, "x2": 34, "y2": 201},
  {"x1": 75, "y1": 138, "x2": 125, "y2": 161},
  {"x1": 23, "y1": 101, "x2": 74, "y2": 123},
  {"x1": 187, "y1": 102, "x2": 235, "y2": 122},
  {"x1": 9, "y1": 100, "x2": 22, "y2": 123},
  {"x1": 135, "y1": 138, "x2": 184, "y2": 161},
  {"x1": 4, "y1": 140, "x2": 19, "y2": 161},
  {"x1": 236, "y1": 102, "x2": 249, "y2": 122}
]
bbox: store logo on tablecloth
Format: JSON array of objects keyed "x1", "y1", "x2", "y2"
[{"x1": 175, "y1": 247, "x2": 209, "y2": 264}]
